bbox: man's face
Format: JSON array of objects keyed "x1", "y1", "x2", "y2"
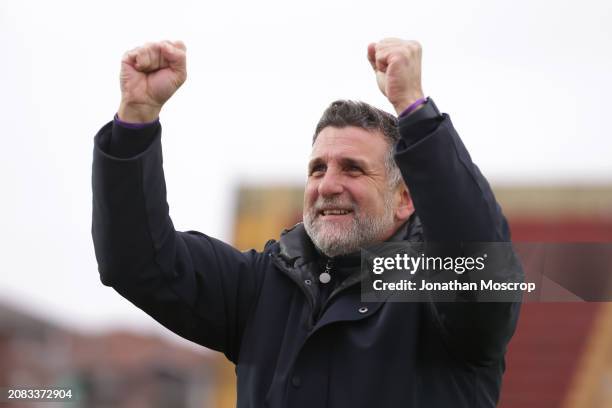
[{"x1": 303, "y1": 126, "x2": 402, "y2": 257}]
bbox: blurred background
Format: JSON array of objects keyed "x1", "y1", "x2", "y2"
[{"x1": 1, "y1": 0, "x2": 611, "y2": 406}]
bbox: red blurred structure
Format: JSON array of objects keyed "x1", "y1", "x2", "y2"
[{"x1": 497, "y1": 186, "x2": 612, "y2": 408}]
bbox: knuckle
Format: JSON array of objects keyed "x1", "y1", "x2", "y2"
[{"x1": 144, "y1": 42, "x2": 159, "y2": 54}]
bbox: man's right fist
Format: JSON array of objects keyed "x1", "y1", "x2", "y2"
[{"x1": 118, "y1": 40, "x2": 187, "y2": 123}]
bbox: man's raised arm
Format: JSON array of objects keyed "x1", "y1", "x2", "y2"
[
  {"x1": 368, "y1": 38, "x2": 520, "y2": 365},
  {"x1": 91, "y1": 41, "x2": 264, "y2": 362}
]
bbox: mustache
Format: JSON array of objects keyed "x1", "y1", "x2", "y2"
[{"x1": 311, "y1": 197, "x2": 357, "y2": 212}]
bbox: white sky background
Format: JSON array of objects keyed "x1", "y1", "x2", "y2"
[{"x1": 0, "y1": 0, "x2": 611, "y2": 341}]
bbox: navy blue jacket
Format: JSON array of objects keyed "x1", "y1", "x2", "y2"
[{"x1": 92, "y1": 99, "x2": 520, "y2": 407}]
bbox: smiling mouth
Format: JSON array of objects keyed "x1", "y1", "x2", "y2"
[{"x1": 319, "y1": 209, "x2": 354, "y2": 216}]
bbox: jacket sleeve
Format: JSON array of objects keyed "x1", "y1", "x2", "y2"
[
  {"x1": 394, "y1": 101, "x2": 521, "y2": 365},
  {"x1": 91, "y1": 120, "x2": 265, "y2": 363}
]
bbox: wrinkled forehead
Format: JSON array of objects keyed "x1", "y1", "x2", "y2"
[{"x1": 310, "y1": 126, "x2": 390, "y2": 163}]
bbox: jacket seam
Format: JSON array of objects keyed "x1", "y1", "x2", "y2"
[
  {"x1": 233, "y1": 247, "x2": 271, "y2": 364},
  {"x1": 445, "y1": 120, "x2": 505, "y2": 242}
]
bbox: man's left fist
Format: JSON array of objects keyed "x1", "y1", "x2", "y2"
[{"x1": 367, "y1": 39, "x2": 425, "y2": 115}]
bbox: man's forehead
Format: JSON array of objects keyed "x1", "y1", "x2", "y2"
[{"x1": 310, "y1": 126, "x2": 388, "y2": 161}]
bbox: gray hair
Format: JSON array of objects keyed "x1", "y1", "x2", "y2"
[{"x1": 313, "y1": 100, "x2": 403, "y2": 188}]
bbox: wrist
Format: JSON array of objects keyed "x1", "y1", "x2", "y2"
[
  {"x1": 392, "y1": 92, "x2": 426, "y2": 116},
  {"x1": 397, "y1": 97, "x2": 428, "y2": 118},
  {"x1": 118, "y1": 101, "x2": 161, "y2": 124}
]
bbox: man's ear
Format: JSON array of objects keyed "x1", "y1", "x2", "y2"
[{"x1": 395, "y1": 183, "x2": 415, "y2": 222}]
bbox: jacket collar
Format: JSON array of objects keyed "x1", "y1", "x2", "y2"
[{"x1": 274, "y1": 214, "x2": 423, "y2": 285}]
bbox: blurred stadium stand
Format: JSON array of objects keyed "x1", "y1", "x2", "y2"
[{"x1": 0, "y1": 302, "x2": 218, "y2": 407}]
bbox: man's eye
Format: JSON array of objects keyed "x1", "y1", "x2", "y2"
[
  {"x1": 309, "y1": 165, "x2": 326, "y2": 176},
  {"x1": 346, "y1": 165, "x2": 363, "y2": 175}
]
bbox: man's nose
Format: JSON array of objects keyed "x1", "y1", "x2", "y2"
[{"x1": 318, "y1": 171, "x2": 344, "y2": 197}]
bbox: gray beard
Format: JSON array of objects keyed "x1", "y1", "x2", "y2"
[{"x1": 303, "y1": 195, "x2": 396, "y2": 258}]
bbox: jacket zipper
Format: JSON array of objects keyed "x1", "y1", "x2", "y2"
[
  {"x1": 320, "y1": 258, "x2": 333, "y2": 283},
  {"x1": 314, "y1": 259, "x2": 335, "y2": 320}
]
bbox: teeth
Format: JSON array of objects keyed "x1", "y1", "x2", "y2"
[{"x1": 323, "y1": 209, "x2": 350, "y2": 215}]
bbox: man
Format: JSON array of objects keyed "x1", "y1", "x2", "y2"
[{"x1": 92, "y1": 38, "x2": 520, "y2": 407}]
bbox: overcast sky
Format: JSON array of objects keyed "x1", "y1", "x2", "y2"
[{"x1": 1, "y1": 0, "x2": 610, "y2": 341}]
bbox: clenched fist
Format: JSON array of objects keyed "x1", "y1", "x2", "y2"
[
  {"x1": 367, "y1": 39, "x2": 424, "y2": 115},
  {"x1": 118, "y1": 40, "x2": 187, "y2": 123}
]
